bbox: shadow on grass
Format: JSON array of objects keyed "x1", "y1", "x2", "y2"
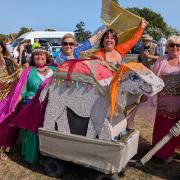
[
  {"x1": 4, "y1": 135, "x2": 180, "y2": 180},
  {"x1": 7, "y1": 147, "x2": 101, "y2": 180},
  {"x1": 6, "y1": 144, "x2": 45, "y2": 176},
  {"x1": 129, "y1": 136, "x2": 180, "y2": 180}
]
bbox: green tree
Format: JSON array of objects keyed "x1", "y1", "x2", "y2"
[
  {"x1": 74, "y1": 21, "x2": 91, "y2": 43},
  {"x1": 127, "y1": 7, "x2": 179, "y2": 40},
  {"x1": 45, "y1": 29, "x2": 56, "y2": 31},
  {"x1": 0, "y1": 34, "x2": 8, "y2": 42},
  {"x1": 112, "y1": 0, "x2": 119, "y2": 4},
  {"x1": 16, "y1": 27, "x2": 33, "y2": 38}
]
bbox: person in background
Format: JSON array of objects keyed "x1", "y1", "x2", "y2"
[
  {"x1": 26, "y1": 40, "x2": 32, "y2": 63},
  {"x1": 138, "y1": 34, "x2": 159, "y2": 69},
  {"x1": 17, "y1": 39, "x2": 31, "y2": 68},
  {"x1": 156, "y1": 37, "x2": 167, "y2": 57},
  {"x1": 5, "y1": 40, "x2": 14, "y2": 58},
  {"x1": 152, "y1": 35, "x2": 180, "y2": 162},
  {"x1": 0, "y1": 40, "x2": 11, "y2": 57},
  {"x1": 0, "y1": 40, "x2": 19, "y2": 160},
  {"x1": 0, "y1": 40, "x2": 16, "y2": 77},
  {"x1": 92, "y1": 19, "x2": 147, "y2": 67},
  {"x1": 55, "y1": 29, "x2": 103, "y2": 64}
]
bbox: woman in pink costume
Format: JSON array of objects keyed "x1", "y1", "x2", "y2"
[{"x1": 152, "y1": 35, "x2": 180, "y2": 161}]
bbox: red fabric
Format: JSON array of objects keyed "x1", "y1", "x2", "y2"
[
  {"x1": 115, "y1": 27, "x2": 144, "y2": 57},
  {"x1": 56, "y1": 59, "x2": 113, "y2": 80},
  {"x1": 152, "y1": 112, "x2": 180, "y2": 159}
]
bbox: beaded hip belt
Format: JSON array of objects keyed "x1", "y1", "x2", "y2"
[{"x1": 158, "y1": 73, "x2": 180, "y2": 96}]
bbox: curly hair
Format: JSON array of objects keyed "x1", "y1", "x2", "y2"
[{"x1": 29, "y1": 51, "x2": 52, "y2": 66}]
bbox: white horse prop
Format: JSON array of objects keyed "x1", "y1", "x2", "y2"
[{"x1": 41, "y1": 59, "x2": 164, "y2": 141}]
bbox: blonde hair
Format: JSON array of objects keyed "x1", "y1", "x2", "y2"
[
  {"x1": 18, "y1": 39, "x2": 31, "y2": 46},
  {"x1": 61, "y1": 33, "x2": 77, "y2": 46},
  {"x1": 166, "y1": 35, "x2": 180, "y2": 48},
  {"x1": 17, "y1": 39, "x2": 31, "y2": 52}
]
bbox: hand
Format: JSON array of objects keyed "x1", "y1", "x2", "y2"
[
  {"x1": 143, "y1": 51, "x2": 150, "y2": 58},
  {"x1": 93, "y1": 55, "x2": 105, "y2": 61},
  {"x1": 94, "y1": 25, "x2": 106, "y2": 39},
  {"x1": 90, "y1": 26, "x2": 106, "y2": 44},
  {"x1": 141, "y1": 18, "x2": 148, "y2": 28},
  {"x1": 14, "y1": 95, "x2": 22, "y2": 109},
  {"x1": 94, "y1": 25, "x2": 106, "y2": 34},
  {"x1": 96, "y1": 29, "x2": 104, "y2": 39},
  {"x1": 18, "y1": 61, "x2": 22, "y2": 66}
]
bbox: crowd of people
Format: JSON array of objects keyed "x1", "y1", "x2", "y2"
[{"x1": 0, "y1": 15, "x2": 179, "y2": 171}]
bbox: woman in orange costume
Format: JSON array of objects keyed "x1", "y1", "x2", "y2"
[{"x1": 92, "y1": 19, "x2": 147, "y2": 66}]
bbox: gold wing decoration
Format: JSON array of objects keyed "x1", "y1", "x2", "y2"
[
  {"x1": 80, "y1": 0, "x2": 142, "y2": 58},
  {"x1": 101, "y1": 0, "x2": 142, "y2": 44},
  {"x1": 0, "y1": 55, "x2": 21, "y2": 100}
]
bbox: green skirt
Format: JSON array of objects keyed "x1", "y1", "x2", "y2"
[{"x1": 21, "y1": 129, "x2": 39, "y2": 165}]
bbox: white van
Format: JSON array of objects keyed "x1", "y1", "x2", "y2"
[
  {"x1": 11, "y1": 31, "x2": 74, "y2": 48},
  {"x1": 11, "y1": 31, "x2": 74, "y2": 58}
]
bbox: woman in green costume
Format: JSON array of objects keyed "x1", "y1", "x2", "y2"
[{"x1": 20, "y1": 48, "x2": 55, "y2": 165}]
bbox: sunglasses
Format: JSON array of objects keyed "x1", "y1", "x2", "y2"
[
  {"x1": 63, "y1": 42, "x2": 75, "y2": 46},
  {"x1": 169, "y1": 43, "x2": 180, "y2": 48}
]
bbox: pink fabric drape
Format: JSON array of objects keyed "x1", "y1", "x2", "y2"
[
  {"x1": 10, "y1": 78, "x2": 50, "y2": 133},
  {"x1": 0, "y1": 67, "x2": 32, "y2": 123}
]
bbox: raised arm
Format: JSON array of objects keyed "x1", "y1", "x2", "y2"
[
  {"x1": 18, "y1": 45, "x2": 24, "y2": 65},
  {"x1": 115, "y1": 19, "x2": 147, "y2": 57},
  {"x1": 75, "y1": 28, "x2": 105, "y2": 56},
  {"x1": 89, "y1": 28, "x2": 104, "y2": 45}
]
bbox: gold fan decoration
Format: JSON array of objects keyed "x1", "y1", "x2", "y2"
[{"x1": 80, "y1": 0, "x2": 142, "y2": 58}]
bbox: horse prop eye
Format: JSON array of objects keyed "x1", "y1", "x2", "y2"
[{"x1": 129, "y1": 74, "x2": 140, "y2": 81}]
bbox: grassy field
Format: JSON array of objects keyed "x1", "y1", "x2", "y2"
[{"x1": 0, "y1": 118, "x2": 179, "y2": 180}]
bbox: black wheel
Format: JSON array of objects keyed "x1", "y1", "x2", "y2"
[
  {"x1": 118, "y1": 167, "x2": 126, "y2": 176},
  {"x1": 43, "y1": 157, "x2": 65, "y2": 178},
  {"x1": 97, "y1": 173, "x2": 120, "y2": 180}
]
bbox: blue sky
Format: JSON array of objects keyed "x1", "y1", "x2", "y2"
[{"x1": 0, "y1": 0, "x2": 179, "y2": 34}]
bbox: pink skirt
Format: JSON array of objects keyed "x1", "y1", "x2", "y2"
[{"x1": 152, "y1": 112, "x2": 180, "y2": 159}]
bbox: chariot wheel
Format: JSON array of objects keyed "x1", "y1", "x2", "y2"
[
  {"x1": 97, "y1": 173, "x2": 120, "y2": 180},
  {"x1": 43, "y1": 157, "x2": 65, "y2": 178}
]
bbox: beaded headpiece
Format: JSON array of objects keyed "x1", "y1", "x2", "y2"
[{"x1": 32, "y1": 48, "x2": 48, "y2": 54}]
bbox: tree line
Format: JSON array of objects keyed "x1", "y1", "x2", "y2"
[{"x1": 0, "y1": 7, "x2": 179, "y2": 43}]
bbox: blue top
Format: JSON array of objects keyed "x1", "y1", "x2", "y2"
[{"x1": 55, "y1": 39, "x2": 92, "y2": 64}]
